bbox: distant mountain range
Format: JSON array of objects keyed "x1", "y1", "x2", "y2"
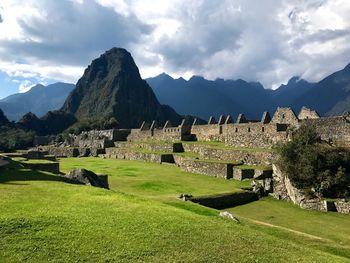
[
  {"x1": 0, "y1": 83, "x2": 74, "y2": 121},
  {"x1": 1, "y1": 60, "x2": 350, "y2": 122},
  {"x1": 146, "y1": 63, "x2": 350, "y2": 119}
]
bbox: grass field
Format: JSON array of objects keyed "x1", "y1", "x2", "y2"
[{"x1": 1, "y1": 157, "x2": 350, "y2": 262}]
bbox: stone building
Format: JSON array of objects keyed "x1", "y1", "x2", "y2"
[{"x1": 125, "y1": 106, "x2": 350, "y2": 149}]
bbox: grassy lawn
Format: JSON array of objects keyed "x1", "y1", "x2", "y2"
[
  {"x1": 226, "y1": 196, "x2": 350, "y2": 258},
  {"x1": 59, "y1": 157, "x2": 249, "y2": 200},
  {"x1": 1, "y1": 158, "x2": 350, "y2": 262}
]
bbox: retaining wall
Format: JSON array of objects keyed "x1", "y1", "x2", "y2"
[
  {"x1": 182, "y1": 144, "x2": 276, "y2": 165},
  {"x1": 179, "y1": 159, "x2": 237, "y2": 179},
  {"x1": 188, "y1": 191, "x2": 258, "y2": 209}
]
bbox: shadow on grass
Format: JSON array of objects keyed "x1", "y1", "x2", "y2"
[{"x1": 0, "y1": 161, "x2": 64, "y2": 184}]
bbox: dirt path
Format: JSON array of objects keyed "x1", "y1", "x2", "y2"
[{"x1": 241, "y1": 216, "x2": 333, "y2": 242}]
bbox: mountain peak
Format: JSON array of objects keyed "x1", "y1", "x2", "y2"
[
  {"x1": 61, "y1": 47, "x2": 181, "y2": 128},
  {"x1": 287, "y1": 76, "x2": 301, "y2": 85}
]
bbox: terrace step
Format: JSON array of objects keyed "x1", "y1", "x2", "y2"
[
  {"x1": 179, "y1": 159, "x2": 243, "y2": 179},
  {"x1": 114, "y1": 141, "x2": 184, "y2": 153}
]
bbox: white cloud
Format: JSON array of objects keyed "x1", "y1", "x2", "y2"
[
  {"x1": 0, "y1": 0, "x2": 350, "y2": 92},
  {"x1": 18, "y1": 80, "x2": 35, "y2": 93}
]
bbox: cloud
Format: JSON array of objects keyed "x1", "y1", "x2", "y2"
[
  {"x1": 0, "y1": 0, "x2": 153, "y2": 92},
  {"x1": 18, "y1": 80, "x2": 35, "y2": 93},
  {"x1": 1, "y1": 0, "x2": 350, "y2": 93}
]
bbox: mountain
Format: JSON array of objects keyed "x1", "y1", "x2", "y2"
[
  {"x1": 146, "y1": 74, "x2": 276, "y2": 120},
  {"x1": 147, "y1": 64, "x2": 350, "y2": 119},
  {"x1": 62, "y1": 48, "x2": 182, "y2": 128},
  {"x1": 273, "y1": 77, "x2": 315, "y2": 107},
  {"x1": 0, "y1": 82, "x2": 74, "y2": 121},
  {"x1": 0, "y1": 108, "x2": 10, "y2": 127},
  {"x1": 18, "y1": 111, "x2": 77, "y2": 135},
  {"x1": 292, "y1": 63, "x2": 350, "y2": 116}
]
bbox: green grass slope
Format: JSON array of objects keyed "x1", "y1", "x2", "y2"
[{"x1": 0, "y1": 159, "x2": 349, "y2": 262}]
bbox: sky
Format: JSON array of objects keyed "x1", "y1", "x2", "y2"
[{"x1": 0, "y1": 0, "x2": 350, "y2": 99}]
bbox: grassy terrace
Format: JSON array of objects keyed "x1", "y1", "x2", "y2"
[
  {"x1": 60, "y1": 158, "x2": 249, "y2": 199},
  {"x1": 226, "y1": 197, "x2": 350, "y2": 259},
  {"x1": 1, "y1": 157, "x2": 350, "y2": 261}
]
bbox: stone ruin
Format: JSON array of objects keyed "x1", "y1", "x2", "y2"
[
  {"x1": 123, "y1": 106, "x2": 350, "y2": 149},
  {"x1": 29, "y1": 106, "x2": 350, "y2": 214},
  {"x1": 34, "y1": 106, "x2": 350, "y2": 152}
]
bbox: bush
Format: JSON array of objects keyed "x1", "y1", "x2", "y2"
[{"x1": 277, "y1": 125, "x2": 350, "y2": 198}]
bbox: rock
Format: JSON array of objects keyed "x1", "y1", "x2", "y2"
[
  {"x1": 271, "y1": 164, "x2": 326, "y2": 211},
  {"x1": 64, "y1": 168, "x2": 109, "y2": 189},
  {"x1": 178, "y1": 193, "x2": 193, "y2": 201},
  {"x1": 219, "y1": 211, "x2": 240, "y2": 223}
]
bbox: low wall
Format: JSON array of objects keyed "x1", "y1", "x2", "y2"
[
  {"x1": 142, "y1": 142, "x2": 184, "y2": 153},
  {"x1": 182, "y1": 144, "x2": 276, "y2": 165},
  {"x1": 40, "y1": 146, "x2": 104, "y2": 157},
  {"x1": 179, "y1": 159, "x2": 234, "y2": 179},
  {"x1": 233, "y1": 168, "x2": 254, "y2": 180},
  {"x1": 21, "y1": 162, "x2": 60, "y2": 174},
  {"x1": 188, "y1": 191, "x2": 258, "y2": 209},
  {"x1": 104, "y1": 148, "x2": 174, "y2": 164},
  {"x1": 334, "y1": 201, "x2": 350, "y2": 214},
  {"x1": 41, "y1": 146, "x2": 80, "y2": 157}
]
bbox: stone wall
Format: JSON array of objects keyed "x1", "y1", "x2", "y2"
[
  {"x1": 104, "y1": 148, "x2": 174, "y2": 164},
  {"x1": 224, "y1": 123, "x2": 288, "y2": 148},
  {"x1": 127, "y1": 121, "x2": 192, "y2": 142},
  {"x1": 182, "y1": 144, "x2": 276, "y2": 165},
  {"x1": 298, "y1": 107, "x2": 320, "y2": 120},
  {"x1": 191, "y1": 124, "x2": 223, "y2": 142},
  {"x1": 271, "y1": 107, "x2": 299, "y2": 125},
  {"x1": 271, "y1": 165, "x2": 327, "y2": 211},
  {"x1": 334, "y1": 201, "x2": 350, "y2": 214},
  {"x1": 126, "y1": 129, "x2": 152, "y2": 142},
  {"x1": 179, "y1": 159, "x2": 234, "y2": 179},
  {"x1": 303, "y1": 116, "x2": 350, "y2": 147},
  {"x1": 40, "y1": 146, "x2": 104, "y2": 157},
  {"x1": 141, "y1": 142, "x2": 184, "y2": 153},
  {"x1": 233, "y1": 168, "x2": 254, "y2": 180},
  {"x1": 188, "y1": 191, "x2": 258, "y2": 209}
]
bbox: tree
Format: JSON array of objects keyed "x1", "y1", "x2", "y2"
[{"x1": 277, "y1": 124, "x2": 350, "y2": 198}]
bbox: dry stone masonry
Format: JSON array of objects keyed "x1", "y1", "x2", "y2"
[{"x1": 30, "y1": 106, "x2": 350, "y2": 215}]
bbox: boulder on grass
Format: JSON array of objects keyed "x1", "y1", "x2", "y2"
[{"x1": 64, "y1": 168, "x2": 109, "y2": 189}]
